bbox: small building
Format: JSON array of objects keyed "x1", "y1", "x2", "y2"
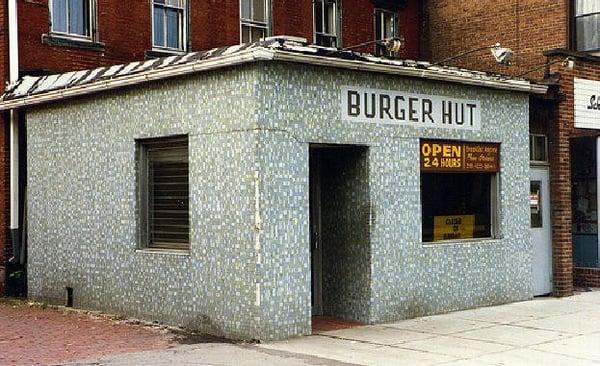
[{"x1": 0, "y1": 38, "x2": 546, "y2": 340}]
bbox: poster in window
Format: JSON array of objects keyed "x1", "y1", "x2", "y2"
[
  {"x1": 433, "y1": 215, "x2": 475, "y2": 241},
  {"x1": 420, "y1": 140, "x2": 500, "y2": 173}
]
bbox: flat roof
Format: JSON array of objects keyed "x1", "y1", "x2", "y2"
[{"x1": 0, "y1": 37, "x2": 547, "y2": 111}]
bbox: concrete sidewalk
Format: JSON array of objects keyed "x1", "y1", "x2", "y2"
[{"x1": 72, "y1": 290, "x2": 600, "y2": 366}]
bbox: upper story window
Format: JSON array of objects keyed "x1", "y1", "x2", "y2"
[
  {"x1": 574, "y1": 1, "x2": 600, "y2": 52},
  {"x1": 374, "y1": 8, "x2": 398, "y2": 57},
  {"x1": 241, "y1": 0, "x2": 270, "y2": 43},
  {"x1": 50, "y1": 0, "x2": 94, "y2": 39},
  {"x1": 153, "y1": 0, "x2": 187, "y2": 51},
  {"x1": 314, "y1": 0, "x2": 340, "y2": 47}
]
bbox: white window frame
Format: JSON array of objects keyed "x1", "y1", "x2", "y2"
[
  {"x1": 530, "y1": 134, "x2": 549, "y2": 164},
  {"x1": 313, "y1": 0, "x2": 341, "y2": 48},
  {"x1": 240, "y1": 0, "x2": 270, "y2": 44},
  {"x1": 49, "y1": 0, "x2": 96, "y2": 40},
  {"x1": 374, "y1": 8, "x2": 398, "y2": 57},
  {"x1": 574, "y1": 1, "x2": 600, "y2": 52},
  {"x1": 151, "y1": 0, "x2": 188, "y2": 52}
]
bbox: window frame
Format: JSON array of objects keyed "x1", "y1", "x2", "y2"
[
  {"x1": 151, "y1": 0, "x2": 188, "y2": 52},
  {"x1": 137, "y1": 135, "x2": 190, "y2": 252},
  {"x1": 420, "y1": 172, "x2": 500, "y2": 244},
  {"x1": 373, "y1": 7, "x2": 398, "y2": 57},
  {"x1": 529, "y1": 134, "x2": 549, "y2": 164},
  {"x1": 240, "y1": 0, "x2": 271, "y2": 44},
  {"x1": 313, "y1": 0, "x2": 341, "y2": 48},
  {"x1": 49, "y1": 0, "x2": 96, "y2": 41},
  {"x1": 572, "y1": 1, "x2": 600, "y2": 53}
]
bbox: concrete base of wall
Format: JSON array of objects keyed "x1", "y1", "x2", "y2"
[{"x1": 574, "y1": 267, "x2": 600, "y2": 288}]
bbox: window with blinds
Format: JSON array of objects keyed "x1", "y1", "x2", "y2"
[{"x1": 138, "y1": 136, "x2": 189, "y2": 250}]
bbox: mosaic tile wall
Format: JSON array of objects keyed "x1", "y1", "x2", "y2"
[
  {"x1": 26, "y1": 60, "x2": 532, "y2": 340},
  {"x1": 256, "y1": 62, "x2": 532, "y2": 325}
]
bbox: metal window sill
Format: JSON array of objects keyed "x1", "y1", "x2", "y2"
[
  {"x1": 145, "y1": 49, "x2": 187, "y2": 59},
  {"x1": 421, "y1": 237, "x2": 502, "y2": 247},
  {"x1": 42, "y1": 34, "x2": 105, "y2": 51},
  {"x1": 135, "y1": 248, "x2": 191, "y2": 256}
]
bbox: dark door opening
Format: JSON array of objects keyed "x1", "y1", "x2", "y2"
[{"x1": 310, "y1": 144, "x2": 370, "y2": 332}]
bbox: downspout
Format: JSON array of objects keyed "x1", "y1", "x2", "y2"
[{"x1": 8, "y1": 0, "x2": 21, "y2": 264}]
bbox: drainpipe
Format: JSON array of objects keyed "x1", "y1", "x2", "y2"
[{"x1": 8, "y1": 0, "x2": 21, "y2": 264}]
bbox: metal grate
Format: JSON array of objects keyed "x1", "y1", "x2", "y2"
[{"x1": 140, "y1": 136, "x2": 189, "y2": 250}]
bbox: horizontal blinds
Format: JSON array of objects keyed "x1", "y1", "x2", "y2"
[{"x1": 146, "y1": 137, "x2": 189, "y2": 250}]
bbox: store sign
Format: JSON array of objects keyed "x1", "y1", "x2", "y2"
[
  {"x1": 574, "y1": 78, "x2": 600, "y2": 129},
  {"x1": 420, "y1": 140, "x2": 500, "y2": 173},
  {"x1": 433, "y1": 215, "x2": 475, "y2": 241},
  {"x1": 341, "y1": 86, "x2": 481, "y2": 130}
]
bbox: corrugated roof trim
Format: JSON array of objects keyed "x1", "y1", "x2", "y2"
[{"x1": 0, "y1": 37, "x2": 547, "y2": 110}]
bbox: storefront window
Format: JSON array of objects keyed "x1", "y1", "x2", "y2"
[{"x1": 420, "y1": 140, "x2": 500, "y2": 243}]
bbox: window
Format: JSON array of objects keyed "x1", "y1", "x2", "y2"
[
  {"x1": 574, "y1": 1, "x2": 600, "y2": 52},
  {"x1": 420, "y1": 140, "x2": 499, "y2": 243},
  {"x1": 153, "y1": 0, "x2": 187, "y2": 51},
  {"x1": 240, "y1": 0, "x2": 269, "y2": 43},
  {"x1": 529, "y1": 134, "x2": 548, "y2": 162},
  {"x1": 530, "y1": 180, "x2": 543, "y2": 228},
  {"x1": 138, "y1": 136, "x2": 190, "y2": 251},
  {"x1": 314, "y1": 0, "x2": 339, "y2": 47},
  {"x1": 50, "y1": 0, "x2": 94, "y2": 38},
  {"x1": 374, "y1": 8, "x2": 397, "y2": 57}
]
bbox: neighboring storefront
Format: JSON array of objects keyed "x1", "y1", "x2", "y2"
[
  {"x1": 0, "y1": 38, "x2": 545, "y2": 340},
  {"x1": 535, "y1": 51, "x2": 600, "y2": 290}
]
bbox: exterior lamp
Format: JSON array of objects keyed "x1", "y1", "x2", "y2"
[
  {"x1": 342, "y1": 35, "x2": 406, "y2": 53},
  {"x1": 431, "y1": 43, "x2": 514, "y2": 66},
  {"x1": 515, "y1": 57, "x2": 575, "y2": 78}
]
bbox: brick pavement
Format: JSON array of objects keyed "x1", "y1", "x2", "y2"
[{"x1": 0, "y1": 300, "x2": 175, "y2": 366}]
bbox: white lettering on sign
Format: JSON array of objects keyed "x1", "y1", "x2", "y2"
[
  {"x1": 575, "y1": 78, "x2": 600, "y2": 129},
  {"x1": 341, "y1": 86, "x2": 481, "y2": 131}
]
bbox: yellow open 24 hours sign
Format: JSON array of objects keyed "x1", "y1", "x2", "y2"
[
  {"x1": 434, "y1": 215, "x2": 475, "y2": 241},
  {"x1": 420, "y1": 140, "x2": 500, "y2": 173}
]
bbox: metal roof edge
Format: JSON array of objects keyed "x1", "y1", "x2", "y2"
[
  {"x1": 0, "y1": 48, "x2": 274, "y2": 111},
  {"x1": 0, "y1": 45, "x2": 547, "y2": 111},
  {"x1": 270, "y1": 50, "x2": 548, "y2": 95}
]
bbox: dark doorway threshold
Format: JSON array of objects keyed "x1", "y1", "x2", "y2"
[{"x1": 311, "y1": 316, "x2": 365, "y2": 334}]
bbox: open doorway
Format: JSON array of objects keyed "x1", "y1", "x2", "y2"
[{"x1": 309, "y1": 144, "x2": 370, "y2": 333}]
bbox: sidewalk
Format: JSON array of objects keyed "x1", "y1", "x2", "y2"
[{"x1": 72, "y1": 290, "x2": 600, "y2": 366}]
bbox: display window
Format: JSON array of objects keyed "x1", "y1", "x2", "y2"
[{"x1": 420, "y1": 140, "x2": 500, "y2": 243}]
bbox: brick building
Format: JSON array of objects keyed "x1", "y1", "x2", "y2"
[
  {"x1": 422, "y1": 0, "x2": 600, "y2": 296},
  {"x1": 0, "y1": 0, "x2": 420, "y2": 296}
]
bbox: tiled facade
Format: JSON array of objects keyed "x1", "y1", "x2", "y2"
[
  {"x1": 3, "y1": 0, "x2": 421, "y2": 296},
  {"x1": 26, "y1": 61, "x2": 532, "y2": 340}
]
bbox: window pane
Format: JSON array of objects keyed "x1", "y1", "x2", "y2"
[
  {"x1": 576, "y1": 0, "x2": 600, "y2": 16},
  {"x1": 375, "y1": 11, "x2": 383, "y2": 40},
  {"x1": 52, "y1": 0, "x2": 68, "y2": 33},
  {"x1": 421, "y1": 173, "x2": 492, "y2": 242},
  {"x1": 383, "y1": 13, "x2": 395, "y2": 38},
  {"x1": 530, "y1": 181, "x2": 543, "y2": 228},
  {"x1": 166, "y1": 8, "x2": 181, "y2": 49},
  {"x1": 153, "y1": 7, "x2": 165, "y2": 47},
  {"x1": 324, "y1": 1, "x2": 335, "y2": 34},
  {"x1": 241, "y1": 0, "x2": 251, "y2": 20},
  {"x1": 530, "y1": 135, "x2": 547, "y2": 162},
  {"x1": 251, "y1": 26, "x2": 265, "y2": 42},
  {"x1": 154, "y1": 0, "x2": 166, "y2": 4},
  {"x1": 577, "y1": 14, "x2": 600, "y2": 51},
  {"x1": 252, "y1": 0, "x2": 266, "y2": 22},
  {"x1": 315, "y1": 1, "x2": 323, "y2": 33},
  {"x1": 68, "y1": 0, "x2": 88, "y2": 36},
  {"x1": 242, "y1": 25, "x2": 251, "y2": 43}
]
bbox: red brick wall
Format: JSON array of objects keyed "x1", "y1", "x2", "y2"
[
  {"x1": 574, "y1": 267, "x2": 600, "y2": 288},
  {"x1": 421, "y1": 0, "x2": 569, "y2": 79},
  {"x1": 273, "y1": 0, "x2": 313, "y2": 42},
  {"x1": 190, "y1": 0, "x2": 240, "y2": 51}
]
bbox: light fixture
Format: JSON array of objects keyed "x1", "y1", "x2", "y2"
[
  {"x1": 342, "y1": 35, "x2": 406, "y2": 53},
  {"x1": 431, "y1": 43, "x2": 513, "y2": 67},
  {"x1": 515, "y1": 57, "x2": 575, "y2": 78}
]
